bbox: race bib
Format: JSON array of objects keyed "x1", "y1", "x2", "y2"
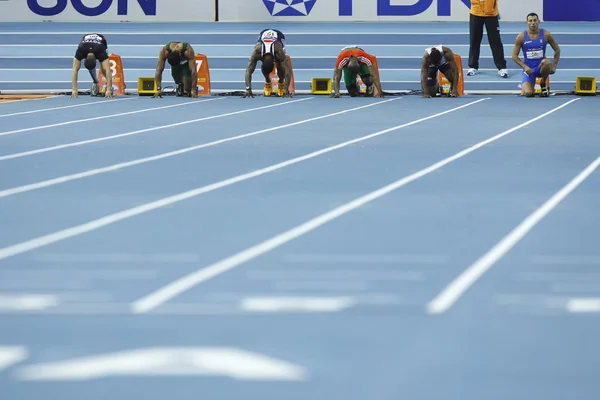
[
  {"x1": 83, "y1": 34, "x2": 103, "y2": 44},
  {"x1": 260, "y1": 30, "x2": 278, "y2": 42},
  {"x1": 526, "y1": 49, "x2": 544, "y2": 59}
]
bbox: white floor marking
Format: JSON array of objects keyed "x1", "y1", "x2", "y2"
[
  {"x1": 0, "y1": 97, "x2": 133, "y2": 118},
  {"x1": 0, "y1": 98, "x2": 222, "y2": 137},
  {"x1": 0, "y1": 294, "x2": 59, "y2": 311},
  {"x1": 273, "y1": 281, "x2": 370, "y2": 291},
  {"x1": 565, "y1": 298, "x2": 600, "y2": 313},
  {"x1": 531, "y1": 254, "x2": 600, "y2": 265},
  {"x1": 0, "y1": 97, "x2": 311, "y2": 161},
  {"x1": 0, "y1": 347, "x2": 28, "y2": 371},
  {"x1": 0, "y1": 98, "x2": 485, "y2": 266},
  {"x1": 246, "y1": 269, "x2": 426, "y2": 281},
  {"x1": 15, "y1": 347, "x2": 307, "y2": 381},
  {"x1": 239, "y1": 296, "x2": 356, "y2": 312},
  {"x1": 283, "y1": 252, "x2": 448, "y2": 264},
  {"x1": 428, "y1": 152, "x2": 599, "y2": 315},
  {"x1": 30, "y1": 252, "x2": 200, "y2": 263},
  {"x1": 0, "y1": 99, "x2": 397, "y2": 197},
  {"x1": 131, "y1": 99, "x2": 595, "y2": 314}
]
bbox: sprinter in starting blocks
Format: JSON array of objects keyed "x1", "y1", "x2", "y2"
[
  {"x1": 243, "y1": 29, "x2": 292, "y2": 98},
  {"x1": 421, "y1": 45, "x2": 461, "y2": 98},
  {"x1": 153, "y1": 42, "x2": 199, "y2": 98},
  {"x1": 331, "y1": 46, "x2": 383, "y2": 98},
  {"x1": 71, "y1": 33, "x2": 113, "y2": 98}
]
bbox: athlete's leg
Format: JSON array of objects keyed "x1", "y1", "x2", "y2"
[
  {"x1": 521, "y1": 69, "x2": 537, "y2": 97},
  {"x1": 424, "y1": 65, "x2": 440, "y2": 97},
  {"x1": 438, "y1": 64, "x2": 458, "y2": 96},
  {"x1": 342, "y1": 67, "x2": 360, "y2": 97},
  {"x1": 358, "y1": 65, "x2": 374, "y2": 97},
  {"x1": 181, "y1": 65, "x2": 193, "y2": 96},
  {"x1": 171, "y1": 66, "x2": 184, "y2": 95}
]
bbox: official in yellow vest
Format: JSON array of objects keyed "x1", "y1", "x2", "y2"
[{"x1": 467, "y1": 0, "x2": 509, "y2": 78}]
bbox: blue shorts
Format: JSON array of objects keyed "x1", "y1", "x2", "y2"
[{"x1": 521, "y1": 63, "x2": 543, "y2": 86}]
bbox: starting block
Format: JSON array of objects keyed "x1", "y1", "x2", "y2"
[
  {"x1": 438, "y1": 53, "x2": 464, "y2": 96},
  {"x1": 267, "y1": 55, "x2": 295, "y2": 96},
  {"x1": 311, "y1": 78, "x2": 332, "y2": 95},
  {"x1": 575, "y1": 76, "x2": 597, "y2": 95},
  {"x1": 195, "y1": 53, "x2": 211, "y2": 96},
  {"x1": 357, "y1": 54, "x2": 381, "y2": 96},
  {"x1": 97, "y1": 53, "x2": 126, "y2": 96},
  {"x1": 137, "y1": 77, "x2": 156, "y2": 96}
]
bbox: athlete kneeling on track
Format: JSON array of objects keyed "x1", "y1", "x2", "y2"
[
  {"x1": 421, "y1": 45, "x2": 460, "y2": 98},
  {"x1": 154, "y1": 42, "x2": 199, "y2": 98},
  {"x1": 331, "y1": 46, "x2": 383, "y2": 98},
  {"x1": 511, "y1": 12, "x2": 560, "y2": 97},
  {"x1": 71, "y1": 33, "x2": 113, "y2": 98},
  {"x1": 243, "y1": 29, "x2": 291, "y2": 98}
]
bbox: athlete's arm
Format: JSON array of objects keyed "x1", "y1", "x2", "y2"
[
  {"x1": 420, "y1": 53, "x2": 430, "y2": 97},
  {"x1": 153, "y1": 47, "x2": 167, "y2": 97},
  {"x1": 186, "y1": 45, "x2": 199, "y2": 97},
  {"x1": 244, "y1": 44, "x2": 261, "y2": 98},
  {"x1": 545, "y1": 31, "x2": 560, "y2": 73},
  {"x1": 511, "y1": 33, "x2": 531, "y2": 74},
  {"x1": 71, "y1": 57, "x2": 82, "y2": 98},
  {"x1": 367, "y1": 64, "x2": 384, "y2": 97}
]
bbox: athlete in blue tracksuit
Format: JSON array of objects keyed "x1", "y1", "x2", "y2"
[{"x1": 512, "y1": 12, "x2": 561, "y2": 97}]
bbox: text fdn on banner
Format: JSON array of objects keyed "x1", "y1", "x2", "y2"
[{"x1": 27, "y1": 0, "x2": 157, "y2": 17}]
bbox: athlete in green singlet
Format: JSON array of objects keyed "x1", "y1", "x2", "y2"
[{"x1": 154, "y1": 42, "x2": 198, "y2": 98}]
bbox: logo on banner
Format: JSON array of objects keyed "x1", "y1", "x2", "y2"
[
  {"x1": 338, "y1": 0, "x2": 470, "y2": 16},
  {"x1": 262, "y1": 0, "x2": 317, "y2": 16}
]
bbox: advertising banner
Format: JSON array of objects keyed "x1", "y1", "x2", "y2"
[
  {"x1": 0, "y1": 0, "x2": 215, "y2": 22},
  {"x1": 543, "y1": 0, "x2": 600, "y2": 21},
  {"x1": 218, "y1": 0, "x2": 542, "y2": 22}
]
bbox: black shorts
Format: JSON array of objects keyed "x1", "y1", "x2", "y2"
[
  {"x1": 426, "y1": 63, "x2": 450, "y2": 87},
  {"x1": 75, "y1": 42, "x2": 108, "y2": 62}
]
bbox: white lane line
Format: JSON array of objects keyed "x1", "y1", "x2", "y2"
[
  {"x1": 566, "y1": 298, "x2": 600, "y2": 313},
  {"x1": 0, "y1": 97, "x2": 134, "y2": 118},
  {"x1": 428, "y1": 153, "x2": 599, "y2": 315},
  {"x1": 0, "y1": 99, "x2": 397, "y2": 197},
  {"x1": 0, "y1": 98, "x2": 487, "y2": 265},
  {"x1": 0, "y1": 347, "x2": 28, "y2": 371},
  {"x1": 0, "y1": 97, "x2": 223, "y2": 137},
  {"x1": 130, "y1": 98, "x2": 581, "y2": 313},
  {"x1": 0, "y1": 97, "x2": 312, "y2": 161}
]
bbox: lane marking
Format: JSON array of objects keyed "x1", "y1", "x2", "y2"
[
  {"x1": 1, "y1": 44, "x2": 597, "y2": 48},
  {"x1": 0, "y1": 97, "x2": 312, "y2": 162},
  {"x1": 239, "y1": 296, "x2": 355, "y2": 312},
  {"x1": 0, "y1": 97, "x2": 133, "y2": 118},
  {"x1": 0, "y1": 99, "x2": 397, "y2": 196},
  {"x1": 566, "y1": 298, "x2": 600, "y2": 313},
  {"x1": 0, "y1": 97, "x2": 222, "y2": 137},
  {"x1": 0, "y1": 347, "x2": 28, "y2": 371},
  {"x1": 131, "y1": 98, "x2": 580, "y2": 313},
  {"x1": 283, "y1": 252, "x2": 448, "y2": 264},
  {"x1": 428, "y1": 153, "x2": 599, "y2": 314},
  {"x1": 0, "y1": 294, "x2": 59, "y2": 311},
  {"x1": 0, "y1": 98, "x2": 486, "y2": 264},
  {"x1": 15, "y1": 347, "x2": 307, "y2": 382},
  {"x1": 0, "y1": 31, "x2": 594, "y2": 35}
]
